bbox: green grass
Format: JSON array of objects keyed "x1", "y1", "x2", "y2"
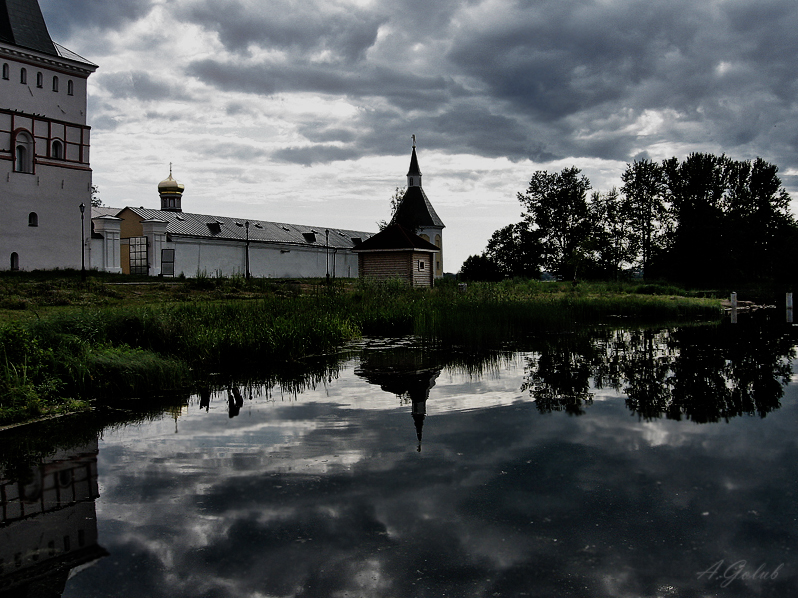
[{"x1": 0, "y1": 275, "x2": 722, "y2": 426}]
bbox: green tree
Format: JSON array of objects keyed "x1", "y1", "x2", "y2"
[
  {"x1": 620, "y1": 159, "x2": 668, "y2": 276},
  {"x1": 661, "y1": 153, "x2": 728, "y2": 284},
  {"x1": 459, "y1": 254, "x2": 502, "y2": 282},
  {"x1": 483, "y1": 223, "x2": 543, "y2": 279},
  {"x1": 377, "y1": 187, "x2": 406, "y2": 230},
  {"x1": 723, "y1": 157, "x2": 794, "y2": 281},
  {"x1": 587, "y1": 188, "x2": 634, "y2": 280},
  {"x1": 517, "y1": 167, "x2": 592, "y2": 280},
  {"x1": 91, "y1": 184, "x2": 103, "y2": 208}
]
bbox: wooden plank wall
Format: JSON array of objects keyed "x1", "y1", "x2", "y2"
[
  {"x1": 412, "y1": 252, "x2": 433, "y2": 287},
  {"x1": 359, "y1": 253, "x2": 412, "y2": 284},
  {"x1": 357, "y1": 252, "x2": 434, "y2": 287}
]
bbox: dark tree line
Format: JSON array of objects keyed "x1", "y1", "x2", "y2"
[{"x1": 460, "y1": 154, "x2": 797, "y2": 285}]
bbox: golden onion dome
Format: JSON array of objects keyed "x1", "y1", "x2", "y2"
[{"x1": 158, "y1": 167, "x2": 185, "y2": 194}]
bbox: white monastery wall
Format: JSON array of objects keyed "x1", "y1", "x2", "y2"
[{"x1": 168, "y1": 238, "x2": 359, "y2": 278}]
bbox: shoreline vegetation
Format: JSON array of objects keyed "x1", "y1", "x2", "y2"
[{"x1": 0, "y1": 271, "x2": 722, "y2": 427}]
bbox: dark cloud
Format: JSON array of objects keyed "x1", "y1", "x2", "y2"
[
  {"x1": 187, "y1": 58, "x2": 457, "y2": 105},
  {"x1": 179, "y1": 0, "x2": 385, "y2": 61},
  {"x1": 98, "y1": 71, "x2": 192, "y2": 102},
  {"x1": 272, "y1": 144, "x2": 361, "y2": 166},
  {"x1": 42, "y1": 0, "x2": 798, "y2": 179},
  {"x1": 40, "y1": 0, "x2": 155, "y2": 40}
]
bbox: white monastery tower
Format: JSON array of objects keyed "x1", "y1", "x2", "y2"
[{"x1": 0, "y1": 0, "x2": 97, "y2": 271}]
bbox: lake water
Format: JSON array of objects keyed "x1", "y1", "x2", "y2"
[{"x1": 2, "y1": 318, "x2": 797, "y2": 597}]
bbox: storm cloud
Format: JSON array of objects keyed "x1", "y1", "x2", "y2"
[{"x1": 37, "y1": 0, "x2": 798, "y2": 270}]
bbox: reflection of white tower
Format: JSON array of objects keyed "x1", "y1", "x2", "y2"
[{"x1": 0, "y1": 440, "x2": 107, "y2": 594}]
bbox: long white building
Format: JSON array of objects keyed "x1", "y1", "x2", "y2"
[
  {"x1": 91, "y1": 171, "x2": 373, "y2": 278},
  {"x1": 0, "y1": 0, "x2": 97, "y2": 271}
]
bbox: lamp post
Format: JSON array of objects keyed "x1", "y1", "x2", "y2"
[
  {"x1": 245, "y1": 220, "x2": 250, "y2": 279},
  {"x1": 325, "y1": 228, "x2": 330, "y2": 284},
  {"x1": 79, "y1": 203, "x2": 85, "y2": 282}
]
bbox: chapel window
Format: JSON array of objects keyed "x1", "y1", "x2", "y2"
[
  {"x1": 51, "y1": 140, "x2": 63, "y2": 159},
  {"x1": 20, "y1": 68, "x2": 26, "y2": 84},
  {"x1": 2, "y1": 64, "x2": 8, "y2": 80},
  {"x1": 67, "y1": 80, "x2": 74, "y2": 95},
  {"x1": 52, "y1": 76, "x2": 58, "y2": 92},
  {"x1": 10, "y1": 253, "x2": 19, "y2": 271},
  {"x1": 36, "y1": 72, "x2": 43, "y2": 88},
  {"x1": 28, "y1": 212, "x2": 38, "y2": 227}
]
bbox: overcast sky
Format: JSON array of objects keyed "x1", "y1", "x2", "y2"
[{"x1": 40, "y1": 0, "x2": 798, "y2": 272}]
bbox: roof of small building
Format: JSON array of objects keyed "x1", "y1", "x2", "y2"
[
  {"x1": 391, "y1": 186, "x2": 445, "y2": 229},
  {"x1": 352, "y1": 223, "x2": 439, "y2": 253},
  {"x1": 95, "y1": 206, "x2": 374, "y2": 249}
]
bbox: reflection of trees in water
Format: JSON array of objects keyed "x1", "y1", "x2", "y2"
[
  {"x1": 522, "y1": 334, "x2": 598, "y2": 415},
  {"x1": 524, "y1": 320, "x2": 796, "y2": 422}
]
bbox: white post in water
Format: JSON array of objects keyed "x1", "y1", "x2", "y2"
[
  {"x1": 731, "y1": 292, "x2": 738, "y2": 324},
  {"x1": 787, "y1": 293, "x2": 794, "y2": 323}
]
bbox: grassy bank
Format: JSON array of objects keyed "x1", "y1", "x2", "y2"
[{"x1": 0, "y1": 275, "x2": 722, "y2": 425}]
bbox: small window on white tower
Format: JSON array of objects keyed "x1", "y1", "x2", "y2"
[
  {"x1": 28, "y1": 212, "x2": 38, "y2": 227},
  {"x1": 2, "y1": 63, "x2": 9, "y2": 80},
  {"x1": 67, "y1": 80, "x2": 74, "y2": 95},
  {"x1": 36, "y1": 72, "x2": 43, "y2": 88},
  {"x1": 14, "y1": 132, "x2": 34, "y2": 173},
  {"x1": 20, "y1": 68, "x2": 26, "y2": 84},
  {"x1": 52, "y1": 76, "x2": 59, "y2": 92},
  {"x1": 51, "y1": 140, "x2": 63, "y2": 159}
]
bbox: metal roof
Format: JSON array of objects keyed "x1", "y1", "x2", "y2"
[
  {"x1": 99, "y1": 207, "x2": 374, "y2": 249},
  {"x1": 53, "y1": 42, "x2": 96, "y2": 67}
]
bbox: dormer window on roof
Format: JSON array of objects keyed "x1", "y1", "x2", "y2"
[
  {"x1": 302, "y1": 232, "x2": 317, "y2": 243},
  {"x1": 207, "y1": 222, "x2": 221, "y2": 235}
]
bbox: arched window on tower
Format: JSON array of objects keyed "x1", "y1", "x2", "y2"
[
  {"x1": 28, "y1": 213, "x2": 38, "y2": 227},
  {"x1": 20, "y1": 68, "x2": 26, "y2": 84},
  {"x1": 10, "y1": 253, "x2": 19, "y2": 271},
  {"x1": 36, "y1": 72, "x2": 43, "y2": 88},
  {"x1": 2, "y1": 64, "x2": 9, "y2": 80},
  {"x1": 14, "y1": 131, "x2": 34, "y2": 173},
  {"x1": 52, "y1": 76, "x2": 58, "y2": 92},
  {"x1": 51, "y1": 140, "x2": 63, "y2": 159},
  {"x1": 67, "y1": 80, "x2": 74, "y2": 95}
]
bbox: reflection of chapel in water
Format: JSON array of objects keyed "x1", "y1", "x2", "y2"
[
  {"x1": 0, "y1": 440, "x2": 107, "y2": 597},
  {"x1": 355, "y1": 350, "x2": 442, "y2": 451}
]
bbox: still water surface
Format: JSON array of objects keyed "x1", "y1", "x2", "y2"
[{"x1": 3, "y1": 320, "x2": 798, "y2": 597}]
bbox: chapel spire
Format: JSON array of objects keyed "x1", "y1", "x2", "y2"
[{"x1": 407, "y1": 135, "x2": 422, "y2": 188}]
